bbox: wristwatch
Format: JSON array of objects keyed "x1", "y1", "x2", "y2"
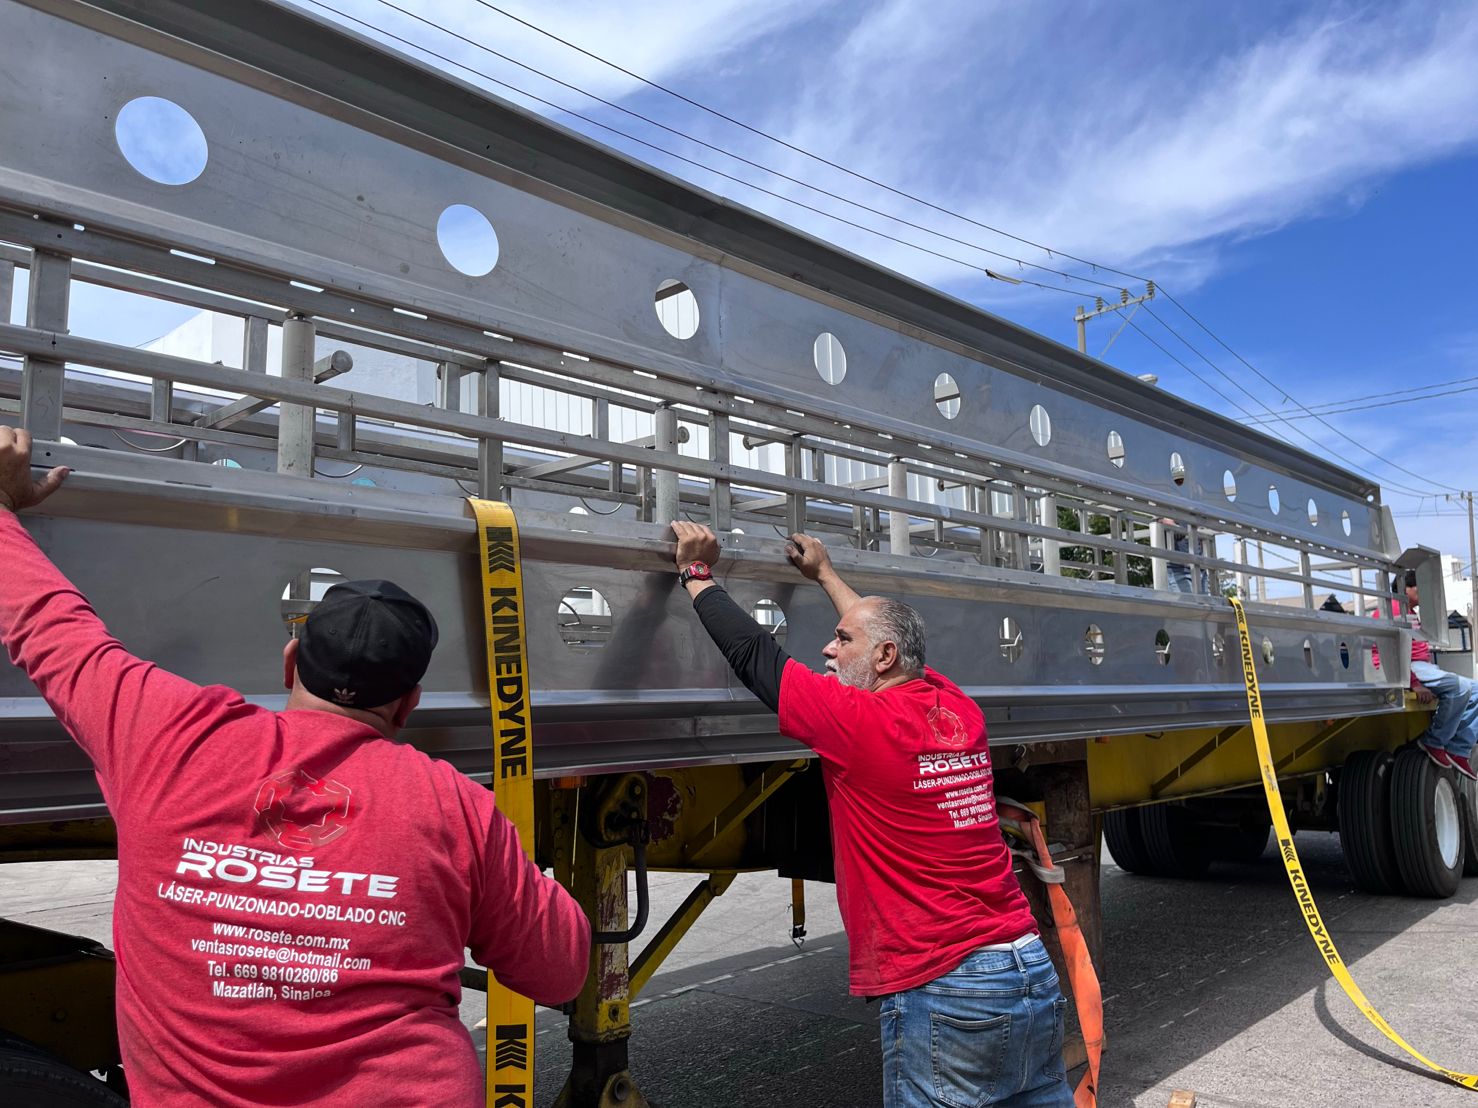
[{"x1": 678, "y1": 561, "x2": 713, "y2": 587}]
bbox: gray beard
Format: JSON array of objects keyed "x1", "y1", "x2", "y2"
[{"x1": 837, "y1": 656, "x2": 876, "y2": 689}]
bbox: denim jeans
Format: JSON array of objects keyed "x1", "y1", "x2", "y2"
[
  {"x1": 1411, "y1": 659, "x2": 1478, "y2": 759},
  {"x1": 879, "y1": 935, "x2": 1071, "y2": 1108}
]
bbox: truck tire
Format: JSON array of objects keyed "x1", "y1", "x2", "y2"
[
  {"x1": 1460, "y1": 777, "x2": 1478, "y2": 878},
  {"x1": 1337, "y1": 749, "x2": 1405, "y2": 895},
  {"x1": 1138, "y1": 803, "x2": 1211, "y2": 878},
  {"x1": 1205, "y1": 813, "x2": 1272, "y2": 863},
  {"x1": 1103, "y1": 809, "x2": 1154, "y2": 874},
  {"x1": 0, "y1": 1039, "x2": 128, "y2": 1108},
  {"x1": 1390, "y1": 747, "x2": 1463, "y2": 898}
]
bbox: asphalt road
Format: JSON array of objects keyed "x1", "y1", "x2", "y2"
[{"x1": 6, "y1": 832, "x2": 1478, "y2": 1107}]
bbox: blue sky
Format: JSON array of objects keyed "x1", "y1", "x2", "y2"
[
  {"x1": 288, "y1": 0, "x2": 1478, "y2": 561},
  {"x1": 48, "y1": 0, "x2": 1478, "y2": 562}
]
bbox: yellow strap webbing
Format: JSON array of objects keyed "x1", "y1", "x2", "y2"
[
  {"x1": 1229, "y1": 595, "x2": 1477, "y2": 1090},
  {"x1": 471, "y1": 498, "x2": 536, "y2": 1107}
]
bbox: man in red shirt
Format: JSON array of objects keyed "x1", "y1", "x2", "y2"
[
  {"x1": 671, "y1": 520, "x2": 1069, "y2": 1107},
  {"x1": 0, "y1": 426, "x2": 590, "y2": 1106}
]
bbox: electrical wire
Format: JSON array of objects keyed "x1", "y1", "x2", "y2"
[
  {"x1": 301, "y1": 0, "x2": 1086, "y2": 299},
  {"x1": 362, "y1": 0, "x2": 1131, "y2": 294},
  {"x1": 1246, "y1": 377, "x2": 1478, "y2": 424},
  {"x1": 468, "y1": 0, "x2": 1154, "y2": 286},
  {"x1": 305, "y1": 0, "x2": 1455, "y2": 501}
]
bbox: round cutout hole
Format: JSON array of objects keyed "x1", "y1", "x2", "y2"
[
  {"x1": 999, "y1": 617, "x2": 1023, "y2": 664},
  {"x1": 1307, "y1": 498, "x2": 1318, "y2": 527},
  {"x1": 1029, "y1": 404, "x2": 1052, "y2": 447},
  {"x1": 1268, "y1": 486, "x2": 1281, "y2": 515},
  {"x1": 558, "y1": 586, "x2": 613, "y2": 652},
  {"x1": 1169, "y1": 452, "x2": 1186, "y2": 486},
  {"x1": 436, "y1": 204, "x2": 500, "y2": 276},
  {"x1": 934, "y1": 373, "x2": 961, "y2": 419},
  {"x1": 1212, "y1": 633, "x2": 1226, "y2": 664},
  {"x1": 1341, "y1": 510, "x2": 1352, "y2": 537},
  {"x1": 814, "y1": 332, "x2": 846, "y2": 385},
  {"x1": 655, "y1": 280, "x2": 700, "y2": 340},
  {"x1": 1154, "y1": 629, "x2": 1171, "y2": 666},
  {"x1": 1223, "y1": 470, "x2": 1237, "y2": 502},
  {"x1": 1339, "y1": 641, "x2": 1350, "y2": 668},
  {"x1": 751, "y1": 599, "x2": 789, "y2": 648},
  {"x1": 280, "y1": 566, "x2": 346, "y2": 634},
  {"x1": 1261, "y1": 637, "x2": 1276, "y2": 665},
  {"x1": 1106, "y1": 431, "x2": 1126, "y2": 468},
  {"x1": 1084, "y1": 624, "x2": 1105, "y2": 665},
  {"x1": 115, "y1": 96, "x2": 208, "y2": 185}
]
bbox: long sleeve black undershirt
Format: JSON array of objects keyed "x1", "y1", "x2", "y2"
[{"x1": 693, "y1": 586, "x2": 790, "y2": 712}]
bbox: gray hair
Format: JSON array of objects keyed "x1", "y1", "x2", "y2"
[{"x1": 862, "y1": 597, "x2": 926, "y2": 676}]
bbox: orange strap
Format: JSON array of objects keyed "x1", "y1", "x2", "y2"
[{"x1": 998, "y1": 801, "x2": 1102, "y2": 1108}]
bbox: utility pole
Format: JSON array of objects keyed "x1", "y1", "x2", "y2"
[
  {"x1": 1075, "y1": 282, "x2": 1156, "y2": 354},
  {"x1": 1467, "y1": 492, "x2": 1477, "y2": 656}
]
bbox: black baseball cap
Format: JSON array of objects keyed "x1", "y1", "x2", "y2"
[{"x1": 296, "y1": 580, "x2": 439, "y2": 710}]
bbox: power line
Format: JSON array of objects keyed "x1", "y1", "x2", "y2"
[
  {"x1": 300, "y1": 0, "x2": 1085, "y2": 299},
  {"x1": 1246, "y1": 375, "x2": 1478, "y2": 424},
  {"x1": 309, "y1": 0, "x2": 1451, "y2": 501},
  {"x1": 1156, "y1": 292, "x2": 1462, "y2": 496},
  {"x1": 467, "y1": 0, "x2": 1154, "y2": 287},
  {"x1": 359, "y1": 0, "x2": 1132, "y2": 294}
]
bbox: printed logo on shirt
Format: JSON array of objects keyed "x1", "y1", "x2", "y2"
[
  {"x1": 927, "y1": 704, "x2": 969, "y2": 749},
  {"x1": 254, "y1": 769, "x2": 354, "y2": 851}
]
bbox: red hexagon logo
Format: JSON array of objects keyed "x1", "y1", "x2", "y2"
[
  {"x1": 927, "y1": 705, "x2": 970, "y2": 749},
  {"x1": 253, "y1": 769, "x2": 353, "y2": 851}
]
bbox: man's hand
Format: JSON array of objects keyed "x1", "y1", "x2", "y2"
[
  {"x1": 0, "y1": 426, "x2": 68, "y2": 514},
  {"x1": 1414, "y1": 680, "x2": 1435, "y2": 706},
  {"x1": 670, "y1": 520, "x2": 720, "y2": 572},
  {"x1": 785, "y1": 532, "x2": 833, "y2": 581}
]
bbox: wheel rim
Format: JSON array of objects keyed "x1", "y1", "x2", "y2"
[{"x1": 1435, "y1": 777, "x2": 1461, "y2": 869}]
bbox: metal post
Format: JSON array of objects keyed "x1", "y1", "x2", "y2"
[
  {"x1": 709, "y1": 410, "x2": 731, "y2": 532},
  {"x1": 20, "y1": 247, "x2": 71, "y2": 440},
  {"x1": 888, "y1": 458, "x2": 910, "y2": 555},
  {"x1": 785, "y1": 438, "x2": 806, "y2": 535},
  {"x1": 1300, "y1": 551, "x2": 1314, "y2": 610},
  {"x1": 243, "y1": 315, "x2": 270, "y2": 374},
  {"x1": 653, "y1": 404, "x2": 679, "y2": 526},
  {"x1": 275, "y1": 313, "x2": 316, "y2": 477},
  {"x1": 1352, "y1": 566, "x2": 1366, "y2": 617},
  {"x1": 437, "y1": 361, "x2": 464, "y2": 413},
  {"x1": 1149, "y1": 519, "x2": 1168, "y2": 591},
  {"x1": 1041, "y1": 493, "x2": 1060, "y2": 577},
  {"x1": 1236, "y1": 539, "x2": 1250, "y2": 601},
  {"x1": 0, "y1": 259, "x2": 13, "y2": 324},
  {"x1": 478, "y1": 361, "x2": 503, "y2": 501},
  {"x1": 1256, "y1": 541, "x2": 1266, "y2": 603},
  {"x1": 1075, "y1": 305, "x2": 1086, "y2": 354},
  {"x1": 1467, "y1": 492, "x2": 1478, "y2": 645}
]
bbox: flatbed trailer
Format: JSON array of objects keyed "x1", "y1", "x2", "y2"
[{"x1": 0, "y1": 1, "x2": 1471, "y2": 1104}]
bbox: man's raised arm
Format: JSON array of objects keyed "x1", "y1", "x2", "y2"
[{"x1": 785, "y1": 533, "x2": 861, "y2": 617}]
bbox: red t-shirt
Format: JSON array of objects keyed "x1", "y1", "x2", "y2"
[
  {"x1": 0, "y1": 511, "x2": 590, "y2": 1106},
  {"x1": 778, "y1": 659, "x2": 1036, "y2": 995}
]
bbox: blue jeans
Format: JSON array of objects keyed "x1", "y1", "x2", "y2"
[
  {"x1": 1411, "y1": 659, "x2": 1478, "y2": 759},
  {"x1": 879, "y1": 935, "x2": 1071, "y2": 1108}
]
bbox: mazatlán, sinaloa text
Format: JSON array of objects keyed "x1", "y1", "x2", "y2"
[{"x1": 167, "y1": 838, "x2": 400, "y2": 898}]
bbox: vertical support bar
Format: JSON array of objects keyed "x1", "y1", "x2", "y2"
[
  {"x1": 1041, "y1": 492, "x2": 1060, "y2": 577},
  {"x1": 1011, "y1": 487, "x2": 1030, "y2": 570},
  {"x1": 276, "y1": 313, "x2": 315, "y2": 477},
  {"x1": 478, "y1": 361, "x2": 503, "y2": 501},
  {"x1": 785, "y1": 438, "x2": 806, "y2": 535},
  {"x1": 335, "y1": 410, "x2": 356, "y2": 454},
  {"x1": 709, "y1": 410, "x2": 731, "y2": 531},
  {"x1": 888, "y1": 458, "x2": 910, "y2": 555},
  {"x1": 1256, "y1": 541, "x2": 1266, "y2": 603},
  {"x1": 653, "y1": 404, "x2": 679, "y2": 526},
  {"x1": 437, "y1": 361, "x2": 464, "y2": 413},
  {"x1": 0, "y1": 259, "x2": 13, "y2": 324},
  {"x1": 20, "y1": 248, "x2": 71, "y2": 440},
  {"x1": 243, "y1": 315, "x2": 270, "y2": 374},
  {"x1": 150, "y1": 378, "x2": 173, "y2": 424},
  {"x1": 1300, "y1": 551, "x2": 1315, "y2": 610},
  {"x1": 1352, "y1": 567, "x2": 1366, "y2": 617},
  {"x1": 1113, "y1": 514, "x2": 1128, "y2": 585},
  {"x1": 1236, "y1": 539, "x2": 1251, "y2": 602},
  {"x1": 1149, "y1": 519, "x2": 1169, "y2": 591}
]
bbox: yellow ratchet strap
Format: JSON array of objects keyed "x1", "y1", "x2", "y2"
[
  {"x1": 1229, "y1": 595, "x2": 1477, "y2": 1090},
  {"x1": 471, "y1": 498, "x2": 536, "y2": 1107}
]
